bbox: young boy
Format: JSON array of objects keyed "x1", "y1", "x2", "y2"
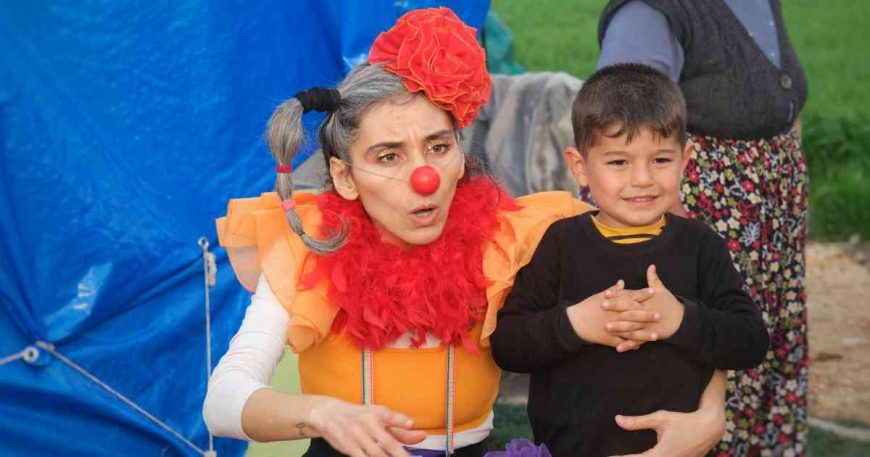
[{"x1": 490, "y1": 63, "x2": 769, "y2": 456}]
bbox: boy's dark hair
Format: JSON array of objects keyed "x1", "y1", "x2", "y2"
[{"x1": 571, "y1": 63, "x2": 686, "y2": 153}]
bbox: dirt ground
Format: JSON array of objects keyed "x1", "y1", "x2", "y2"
[
  {"x1": 501, "y1": 241, "x2": 870, "y2": 426},
  {"x1": 807, "y1": 240, "x2": 870, "y2": 425}
]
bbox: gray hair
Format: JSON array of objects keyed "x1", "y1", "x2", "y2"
[{"x1": 266, "y1": 64, "x2": 412, "y2": 254}]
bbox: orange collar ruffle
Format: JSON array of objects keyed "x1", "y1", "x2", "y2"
[{"x1": 215, "y1": 186, "x2": 593, "y2": 353}]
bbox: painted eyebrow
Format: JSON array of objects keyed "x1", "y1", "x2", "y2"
[
  {"x1": 426, "y1": 129, "x2": 453, "y2": 141},
  {"x1": 364, "y1": 130, "x2": 453, "y2": 156},
  {"x1": 365, "y1": 141, "x2": 402, "y2": 156}
]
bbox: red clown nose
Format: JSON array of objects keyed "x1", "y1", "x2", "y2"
[{"x1": 410, "y1": 165, "x2": 440, "y2": 195}]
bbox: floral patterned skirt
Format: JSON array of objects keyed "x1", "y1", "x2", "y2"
[{"x1": 683, "y1": 129, "x2": 808, "y2": 457}]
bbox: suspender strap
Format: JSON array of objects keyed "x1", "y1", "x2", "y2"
[
  {"x1": 361, "y1": 345, "x2": 457, "y2": 455},
  {"x1": 444, "y1": 345, "x2": 456, "y2": 455},
  {"x1": 362, "y1": 349, "x2": 374, "y2": 406}
]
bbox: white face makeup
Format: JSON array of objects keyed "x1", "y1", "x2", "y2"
[{"x1": 329, "y1": 95, "x2": 465, "y2": 247}]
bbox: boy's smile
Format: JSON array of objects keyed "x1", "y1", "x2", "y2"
[{"x1": 565, "y1": 126, "x2": 690, "y2": 228}]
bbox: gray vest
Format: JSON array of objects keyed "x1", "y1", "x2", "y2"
[{"x1": 599, "y1": 0, "x2": 808, "y2": 140}]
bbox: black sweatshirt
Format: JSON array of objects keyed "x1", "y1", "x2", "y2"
[{"x1": 490, "y1": 212, "x2": 768, "y2": 457}]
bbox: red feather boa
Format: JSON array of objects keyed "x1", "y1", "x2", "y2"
[{"x1": 302, "y1": 176, "x2": 519, "y2": 350}]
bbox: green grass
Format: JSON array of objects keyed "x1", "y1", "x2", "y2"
[
  {"x1": 490, "y1": 0, "x2": 603, "y2": 78},
  {"x1": 488, "y1": 403, "x2": 533, "y2": 449},
  {"x1": 787, "y1": 0, "x2": 870, "y2": 240},
  {"x1": 784, "y1": 2, "x2": 870, "y2": 122},
  {"x1": 802, "y1": 114, "x2": 870, "y2": 240},
  {"x1": 492, "y1": 0, "x2": 870, "y2": 240},
  {"x1": 809, "y1": 423, "x2": 870, "y2": 457}
]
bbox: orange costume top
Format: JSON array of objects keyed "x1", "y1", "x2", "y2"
[{"x1": 215, "y1": 189, "x2": 592, "y2": 435}]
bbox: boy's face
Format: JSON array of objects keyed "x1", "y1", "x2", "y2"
[{"x1": 565, "y1": 126, "x2": 690, "y2": 228}]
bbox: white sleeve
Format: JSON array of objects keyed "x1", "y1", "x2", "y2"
[
  {"x1": 597, "y1": 0, "x2": 685, "y2": 82},
  {"x1": 202, "y1": 274, "x2": 290, "y2": 440}
]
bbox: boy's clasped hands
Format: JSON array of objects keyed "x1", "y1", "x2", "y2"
[{"x1": 567, "y1": 264, "x2": 684, "y2": 352}]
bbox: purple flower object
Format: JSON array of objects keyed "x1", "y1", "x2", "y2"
[{"x1": 484, "y1": 438, "x2": 552, "y2": 457}]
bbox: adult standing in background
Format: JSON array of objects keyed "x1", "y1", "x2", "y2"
[{"x1": 596, "y1": 0, "x2": 809, "y2": 455}]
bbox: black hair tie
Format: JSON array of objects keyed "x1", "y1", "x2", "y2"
[{"x1": 294, "y1": 87, "x2": 342, "y2": 113}]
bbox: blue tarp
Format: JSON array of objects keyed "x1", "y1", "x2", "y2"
[{"x1": 0, "y1": 2, "x2": 488, "y2": 456}]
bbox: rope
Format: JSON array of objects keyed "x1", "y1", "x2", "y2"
[
  {"x1": 0, "y1": 346, "x2": 39, "y2": 366},
  {"x1": 1, "y1": 240, "x2": 220, "y2": 456},
  {"x1": 34, "y1": 341, "x2": 207, "y2": 456},
  {"x1": 198, "y1": 237, "x2": 217, "y2": 455},
  {"x1": 0, "y1": 349, "x2": 27, "y2": 366}
]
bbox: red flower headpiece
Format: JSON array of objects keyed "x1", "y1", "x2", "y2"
[{"x1": 369, "y1": 7, "x2": 492, "y2": 128}]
